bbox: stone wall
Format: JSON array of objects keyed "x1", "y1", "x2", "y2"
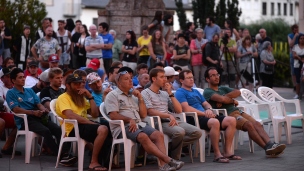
[{"x1": 98, "y1": 0, "x2": 174, "y2": 41}]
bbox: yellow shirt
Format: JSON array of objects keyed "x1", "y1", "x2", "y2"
[
  {"x1": 55, "y1": 92, "x2": 90, "y2": 135},
  {"x1": 137, "y1": 35, "x2": 152, "y2": 56}
]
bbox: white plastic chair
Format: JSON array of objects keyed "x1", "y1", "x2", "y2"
[
  {"x1": 99, "y1": 102, "x2": 137, "y2": 171},
  {"x1": 50, "y1": 99, "x2": 87, "y2": 171},
  {"x1": 11, "y1": 113, "x2": 44, "y2": 164},
  {"x1": 193, "y1": 88, "x2": 204, "y2": 95},
  {"x1": 258, "y1": 87, "x2": 304, "y2": 144}
]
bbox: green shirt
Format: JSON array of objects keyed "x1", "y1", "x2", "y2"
[
  {"x1": 218, "y1": 39, "x2": 236, "y2": 61},
  {"x1": 203, "y1": 86, "x2": 239, "y2": 115},
  {"x1": 112, "y1": 39, "x2": 122, "y2": 61}
]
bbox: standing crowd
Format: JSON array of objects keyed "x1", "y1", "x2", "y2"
[{"x1": 0, "y1": 11, "x2": 297, "y2": 170}]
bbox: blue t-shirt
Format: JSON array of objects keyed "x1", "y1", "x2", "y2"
[
  {"x1": 175, "y1": 88, "x2": 206, "y2": 112},
  {"x1": 204, "y1": 24, "x2": 221, "y2": 42},
  {"x1": 6, "y1": 87, "x2": 40, "y2": 129},
  {"x1": 99, "y1": 33, "x2": 114, "y2": 59},
  {"x1": 92, "y1": 91, "x2": 102, "y2": 107},
  {"x1": 132, "y1": 75, "x2": 139, "y2": 86}
]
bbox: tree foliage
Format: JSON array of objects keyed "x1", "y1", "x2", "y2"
[
  {"x1": 215, "y1": 0, "x2": 226, "y2": 28},
  {"x1": 0, "y1": 0, "x2": 47, "y2": 48},
  {"x1": 226, "y1": 0, "x2": 242, "y2": 28},
  {"x1": 192, "y1": 0, "x2": 215, "y2": 28},
  {"x1": 175, "y1": 0, "x2": 187, "y2": 30}
]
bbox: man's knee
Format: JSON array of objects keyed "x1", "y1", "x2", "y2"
[
  {"x1": 242, "y1": 121, "x2": 255, "y2": 132},
  {"x1": 150, "y1": 130, "x2": 164, "y2": 142},
  {"x1": 172, "y1": 128, "x2": 186, "y2": 139},
  {"x1": 208, "y1": 118, "x2": 220, "y2": 129},
  {"x1": 0, "y1": 118, "x2": 5, "y2": 130},
  {"x1": 97, "y1": 125, "x2": 108, "y2": 135},
  {"x1": 137, "y1": 132, "x2": 150, "y2": 144},
  {"x1": 223, "y1": 116, "x2": 236, "y2": 127}
]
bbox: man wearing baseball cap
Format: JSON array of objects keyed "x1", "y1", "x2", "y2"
[
  {"x1": 87, "y1": 58, "x2": 100, "y2": 70},
  {"x1": 87, "y1": 72, "x2": 103, "y2": 106},
  {"x1": 31, "y1": 71, "x2": 50, "y2": 94},
  {"x1": 47, "y1": 54, "x2": 59, "y2": 70},
  {"x1": 25, "y1": 60, "x2": 39, "y2": 88}
]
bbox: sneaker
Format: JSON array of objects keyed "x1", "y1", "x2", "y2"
[
  {"x1": 265, "y1": 143, "x2": 286, "y2": 155},
  {"x1": 159, "y1": 164, "x2": 176, "y2": 171},
  {"x1": 59, "y1": 154, "x2": 78, "y2": 167},
  {"x1": 168, "y1": 159, "x2": 184, "y2": 170},
  {"x1": 134, "y1": 160, "x2": 143, "y2": 167},
  {"x1": 293, "y1": 94, "x2": 299, "y2": 99}
]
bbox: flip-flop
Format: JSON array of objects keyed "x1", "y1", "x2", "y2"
[
  {"x1": 225, "y1": 155, "x2": 242, "y2": 160},
  {"x1": 213, "y1": 157, "x2": 229, "y2": 163},
  {"x1": 88, "y1": 166, "x2": 108, "y2": 171}
]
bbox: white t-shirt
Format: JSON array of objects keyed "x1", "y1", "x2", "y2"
[
  {"x1": 25, "y1": 76, "x2": 39, "y2": 88},
  {"x1": 292, "y1": 44, "x2": 304, "y2": 68}
]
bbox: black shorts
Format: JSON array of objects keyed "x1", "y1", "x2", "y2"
[
  {"x1": 186, "y1": 115, "x2": 226, "y2": 131},
  {"x1": 69, "y1": 123, "x2": 107, "y2": 143}
]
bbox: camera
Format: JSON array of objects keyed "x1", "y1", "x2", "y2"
[
  {"x1": 251, "y1": 35, "x2": 256, "y2": 44},
  {"x1": 221, "y1": 34, "x2": 229, "y2": 45}
]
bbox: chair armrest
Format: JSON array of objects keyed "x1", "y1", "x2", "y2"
[
  {"x1": 184, "y1": 112, "x2": 200, "y2": 128},
  {"x1": 148, "y1": 116, "x2": 163, "y2": 132},
  {"x1": 14, "y1": 113, "x2": 29, "y2": 131},
  {"x1": 108, "y1": 120, "x2": 126, "y2": 139},
  {"x1": 87, "y1": 114, "x2": 100, "y2": 122},
  {"x1": 143, "y1": 116, "x2": 155, "y2": 128},
  {"x1": 212, "y1": 109, "x2": 228, "y2": 116},
  {"x1": 172, "y1": 113, "x2": 186, "y2": 122}
]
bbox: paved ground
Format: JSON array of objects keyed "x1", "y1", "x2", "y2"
[{"x1": 0, "y1": 87, "x2": 303, "y2": 171}]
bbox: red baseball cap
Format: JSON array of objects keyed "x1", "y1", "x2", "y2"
[
  {"x1": 87, "y1": 59, "x2": 100, "y2": 70},
  {"x1": 48, "y1": 54, "x2": 59, "y2": 63}
]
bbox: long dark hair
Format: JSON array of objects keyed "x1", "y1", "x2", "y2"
[
  {"x1": 126, "y1": 30, "x2": 136, "y2": 44},
  {"x1": 82, "y1": 24, "x2": 90, "y2": 36},
  {"x1": 151, "y1": 30, "x2": 163, "y2": 52},
  {"x1": 65, "y1": 18, "x2": 75, "y2": 32},
  {"x1": 152, "y1": 11, "x2": 163, "y2": 24},
  {"x1": 163, "y1": 14, "x2": 173, "y2": 26}
]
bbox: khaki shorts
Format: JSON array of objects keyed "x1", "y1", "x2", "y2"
[{"x1": 229, "y1": 110, "x2": 256, "y2": 130}]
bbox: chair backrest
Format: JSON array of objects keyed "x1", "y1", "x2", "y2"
[
  {"x1": 240, "y1": 88, "x2": 265, "y2": 104},
  {"x1": 193, "y1": 88, "x2": 204, "y2": 95},
  {"x1": 50, "y1": 99, "x2": 63, "y2": 123},
  {"x1": 99, "y1": 102, "x2": 111, "y2": 121},
  {"x1": 258, "y1": 87, "x2": 286, "y2": 102}
]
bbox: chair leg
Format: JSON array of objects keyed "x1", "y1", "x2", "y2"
[
  {"x1": 78, "y1": 139, "x2": 86, "y2": 171},
  {"x1": 188, "y1": 144, "x2": 193, "y2": 163},
  {"x1": 164, "y1": 135, "x2": 169, "y2": 155},
  {"x1": 108, "y1": 143, "x2": 116, "y2": 171},
  {"x1": 199, "y1": 135, "x2": 205, "y2": 162},
  {"x1": 11, "y1": 134, "x2": 20, "y2": 159},
  {"x1": 124, "y1": 141, "x2": 132, "y2": 171},
  {"x1": 25, "y1": 133, "x2": 33, "y2": 164},
  {"x1": 272, "y1": 121, "x2": 280, "y2": 143},
  {"x1": 55, "y1": 139, "x2": 64, "y2": 168},
  {"x1": 249, "y1": 138, "x2": 254, "y2": 153},
  {"x1": 285, "y1": 119, "x2": 292, "y2": 144}
]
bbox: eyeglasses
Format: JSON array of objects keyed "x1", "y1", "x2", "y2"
[
  {"x1": 209, "y1": 74, "x2": 220, "y2": 78},
  {"x1": 185, "y1": 77, "x2": 194, "y2": 80}
]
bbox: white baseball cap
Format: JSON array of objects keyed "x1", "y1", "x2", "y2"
[{"x1": 164, "y1": 66, "x2": 179, "y2": 76}]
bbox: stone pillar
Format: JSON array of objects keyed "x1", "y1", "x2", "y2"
[{"x1": 98, "y1": 0, "x2": 174, "y2": 41}]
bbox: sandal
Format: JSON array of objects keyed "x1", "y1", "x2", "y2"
[
  {"x1": 88, "y1": 166, "x2": 108, "y2": 171},
  {"x1": 213, "y1": 157, "x2": 229, "y2": 163},
  {"x1": 225, "y1": 155, "x2": 242, "y2": 160}
]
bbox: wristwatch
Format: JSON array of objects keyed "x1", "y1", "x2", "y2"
[
  {"x1": 169, "y1": 93, "x2": 175, "y2": 97},
  {"x1": 88, "y1": 97, "x2": 94, "y2": 100},
  {"x1": 206, "y1": 108, "x2": 213, "y2": 111}
]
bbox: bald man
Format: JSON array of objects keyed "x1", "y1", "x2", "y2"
[
  {"x1": 85, "y1": 24, "x2": 105, "y2": 71},
  {"x1": 258, "y1": 28, "x2": 272, "y2": 55}
]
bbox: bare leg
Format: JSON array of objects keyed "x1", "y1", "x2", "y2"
[
  {"x1": 137, "y1": 132, "x2": 171, "y2": 166},
  {"x1": 89, "y1": 125, "x2": 108, "y2": 170},
  {"x1": 207, "y1": 119, "x2": 223, "y2": 159},
  {"x1": 242, "y1": 121, "x2": 269, "y2": 148},
  {"x1": 2, "y1": 128, "x2": 17, "y2": 150},
  {"x1": 221, "y1": 117, "x2": 236, "y2": 156}
]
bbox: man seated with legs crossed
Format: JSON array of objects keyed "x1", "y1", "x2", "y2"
[
  {"x1": 175, "y1": 70, "x2": 241, "y2": 163},
  {"x1": 56, "y1": 73, "x2": 111, "y2": 171},
  {"x1": 141, "y1": 68, "x2": 202, "y2": 160},
  {"x1": 105, "y1": 70, "x2": 184, "y2": 171},
  {"x1": 203, "y1": 67, "x2": 286, "y2": 157},
  {"x1": 6, "y1": 68, "x2": 77, "y2": 166}
]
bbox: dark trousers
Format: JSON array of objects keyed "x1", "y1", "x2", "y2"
[
  {"x1": 261, "y1": 73, "x2": 274, "y2": 88},
  {"x1": 25, "y1": 115, "x2": 69, "y2": 154},
  {"x1": 103, "y1": 58, "x2": 113, "y2": 76}
]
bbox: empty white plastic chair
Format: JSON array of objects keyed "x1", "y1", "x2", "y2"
[{"x1": 258, "y1": 87, "x2": 304, "y2": 144}]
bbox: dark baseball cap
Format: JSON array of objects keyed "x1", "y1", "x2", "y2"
[
  {"x1": 28, "y1": 60, "x2": 39, "y2": 67},
  {"x1": 65, "y1": 73, "x2": 83, "y2": 84},
  {"x1": 0, "y1": 68, "x2": 11, "y2": 78}
]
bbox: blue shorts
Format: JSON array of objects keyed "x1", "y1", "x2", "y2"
[{"x1": 124, "y1": 125, "x2": 156, "y2": 143}]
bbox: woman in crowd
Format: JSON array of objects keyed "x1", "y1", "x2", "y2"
[
  {"x1": 292, "y1": 34, "x2": 304, "y2": 99},
  {"x1": 75, "y1": 24, "x2": 90, "y2": 68},
  {"x1": 121, "y1": 30, "x2": 138, "y2": 71},
  {"x1": 148, "y1": 11, "x2": 163, "y2": 35},
  {"x1": 260, "y1": 41, "x2": 276, "y2": 88},
  {"x1": 237, "y1": 35, "x2": 258, "y2": 90},
  {"x1": 147, "y1": 30, "x2": 166, "y2": 68},
  {"x1": 224, "y1": 20, "x2": 240, "y2": 41},
  {"x1": 137, "y1": 25, "x2": 152, "y2": 64},
  {"x1": 173, "y1": 33, "x2": 190, "y2": 70},
  {"x1": 190, "y1": 28, "x2": 208, "y2": 88},
  {"x1": 2, "y1": 57, "x2": 15, "y2": 68},
  {"x1": 161, "y1": 14, "x2": 173, "y2": 43}
]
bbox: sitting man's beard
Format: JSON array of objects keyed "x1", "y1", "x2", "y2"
[{"x1": 70, "y1": 89, "x2": 86, "y2": 108}]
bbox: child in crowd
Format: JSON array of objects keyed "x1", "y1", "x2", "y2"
[{"x1": 166, "y1": 43, "x2": 174, "y2": 66}]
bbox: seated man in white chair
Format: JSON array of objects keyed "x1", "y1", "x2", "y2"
[
  {"x1": 203, "y1": 67, "x2": 286, "y2": 157},
  {"x1": 6, "y1": 68, "x2": 76, "y2": 166},
  {"x1": 141, "y1": 68, "x2": 202, "y2": 160},
  {"x1": 56, "y1": 73, "x2": 112, "y2": 171},
  {"x1": 105, "y1": 70, "x2": 184, "y2": 171},
  {"x1": 175, "y1": 69, "x2": 241, "y2": 163}
]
